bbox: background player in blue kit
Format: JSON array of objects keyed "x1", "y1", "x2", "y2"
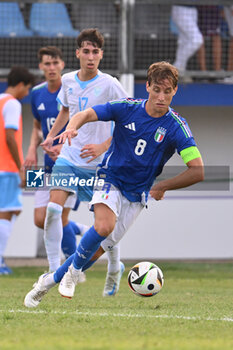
[
  {"x1": 24, "y1": 61, "x2": 204, "y2": 307},
  {"x1": 24, "y1": 47, "x2": 88, "y2": 280}
]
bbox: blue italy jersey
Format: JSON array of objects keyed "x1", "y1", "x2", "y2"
[
  {"x1": 31, "y1": 82, "x2": 67, "y2": 173},
  {"x1": 93, "y1": 98, "x2": 197, "y2": 202}
]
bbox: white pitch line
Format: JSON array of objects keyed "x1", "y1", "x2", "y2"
[{"x1": 0, "y1": 309, "x2": 232, "y2": 322}]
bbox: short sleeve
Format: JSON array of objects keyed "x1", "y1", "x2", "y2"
[
  {"x1": 93, "y1": 99, "x2": 129, "y2": 123},
  {"x1": 3, "y1": 99, "x2": 21, "y2": 130},
  {"x1": 110, "y1": 77, "x2": 128, "y2": 99},
  {"x1": 174, "y1": 120, "x2": 196, "y2": 154},
  {"x1": 92, "y1": 102, "x2": 115, "y2": 122},
  {"x1": 57, "y1": 77, "x2": 68, "y2": 107}
]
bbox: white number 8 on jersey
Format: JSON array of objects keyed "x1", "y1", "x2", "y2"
[{"x1": 134, "y1": 139, "x2": 147, "y2": 156}]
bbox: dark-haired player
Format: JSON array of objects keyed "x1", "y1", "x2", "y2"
[
  {"x1": 0, "y1": 66, "x2": 34, "y2": 274},
  {"x1": 37, "y1": 29, "x2": 128, "y2": 296}
]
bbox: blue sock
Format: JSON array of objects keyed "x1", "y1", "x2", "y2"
[
  {"x1": 53, "y1": 254, "x2": 97, "y2": 283},
  {"x1": 72, "y1": 197, "x2": 80, "y2": 211},
  {"x1": 61, "y1": 222, "x2": 76, "y2": 258},
  {"x1": 53, "y1": 227, "x2": 105, "y2": 283},
  {"x1": 69, "y1": 220, "x2": 81, "y2": 235},
  {"x1": 73, "y1": 226, "x2": 105, "y2": 270},
  {"x1": 53, "y1": 254, "x2": 74, "y2": 283}
]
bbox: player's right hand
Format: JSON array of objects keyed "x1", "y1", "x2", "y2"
[
  {"x1": 47, "y1": 144, "x2": 62, "y2": 161},
  {"x1": 54, "y1": 128, "x2": 78, "y2": 146},
  {"x1": 24, "y1": 149, "x2": 37, "y2": 167},
  {"x1": 40, "y1": 136, "x2": 54, "y2": 153}
]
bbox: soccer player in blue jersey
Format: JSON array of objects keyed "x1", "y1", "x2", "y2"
[
  {"x1": 24, "y1": 61, "x2": 204, "y2": 307},
  {"x1": 24, "y1": 47, "x2": 88, "y2": 280}
]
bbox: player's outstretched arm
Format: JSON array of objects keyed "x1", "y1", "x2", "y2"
[
  {"x1": 40, "y1": 106, "x2": 69, "y2": 153},
  {"x1": 55, "y1": 108, "x2": 98, "y2": 146},
  {"x1": 150, "y1": 157, "x2": 204, "y2": 200}
]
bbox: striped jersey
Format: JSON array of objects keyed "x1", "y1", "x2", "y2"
[
  {"x1": 57, "y1": 69, "x2": 128, "y2": 168},
  {"x1": 93, "y1": 98, "x2": 196, "y2": 202}
]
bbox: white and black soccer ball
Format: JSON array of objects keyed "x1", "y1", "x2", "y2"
[{"x1": 128, "y1": 261, "x2": 164, "y2": 297}]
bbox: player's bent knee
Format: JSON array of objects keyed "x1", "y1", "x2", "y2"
[{"x1": 94, "y1": 221, "x2": 115, "y2": 237}]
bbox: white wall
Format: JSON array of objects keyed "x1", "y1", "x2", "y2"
[
  {"x1": 5, "y1": 105, "x2": 233, "y2": 259},
  {"x1": 6, "y1": 193, "x2": 233, "y2": 259}
]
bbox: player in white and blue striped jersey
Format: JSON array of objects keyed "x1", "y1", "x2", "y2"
[
  {"x1": 24, "y1": 47, "x2": 90, "y2": 277},
  {"x1": 37, "y1": 30, "x2": 128, "y2": 295}
]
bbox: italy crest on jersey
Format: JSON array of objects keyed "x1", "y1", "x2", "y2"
[{"x1": 154, "y1": 127, "x2": 166, "y2": 143}]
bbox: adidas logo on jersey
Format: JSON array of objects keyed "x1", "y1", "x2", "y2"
[
  {"x1": 124, "y1": 122, "x2": 136, "y2": 131},
  {"x1": 38, "y1": 103, "x2": 45, "y2": 110}
]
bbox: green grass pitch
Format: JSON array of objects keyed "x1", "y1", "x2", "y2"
[{"x1": 0, "y1": 261, "x2": 232, "y2": 350}]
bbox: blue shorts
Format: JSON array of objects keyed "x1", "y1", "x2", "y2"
[
  {"x1": 51, "y1": 157, "x2": 96, "y2": 202},
  {"x1": 0, "y1": 173, "x2": 22, "y2": 211}
]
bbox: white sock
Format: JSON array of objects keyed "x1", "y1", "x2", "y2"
[
  {"x1": 107, "y1": 244, "x2": 120, "y2": 274},
  {"x1": 0, "y1": 219, "x2": 12, "y2": 263},
  {"x1": 43, "y1": 272, "x2": 57, "y2": 289},
  {"x1": 75, "y1": 222, "x2": 90, "y2": 236},
  {"x1": 44, "y1": 202, "x2": 63, "y2": 272},
  {"x1": 69, "y1": 263, "x2": 82, "y2": 276},
  {"x1": 10, "y1": 214, "x2": 17, "y2": 228}
]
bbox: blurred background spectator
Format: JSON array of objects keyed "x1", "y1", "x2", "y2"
[
  {"x1": 171, "y1": 5, "x2": 203, "y2": 74},
  {"x1": 223, "y1": 5, "x2": 233, "y2": 83},
  {"x1": 197, "y1": 5, "x2": 222, "y2": 71}
]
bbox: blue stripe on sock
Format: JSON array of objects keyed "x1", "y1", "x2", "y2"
[{"x1": 73, "y1": 226, "x2": 105, "y2": 270}]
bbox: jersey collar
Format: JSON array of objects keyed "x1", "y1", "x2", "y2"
[
  {"x1": 142, "y1": 100, "x2": 172, "y2": 119},
  {"x1": 75, "y1": 71, "x2": 99, "y2": 89}
]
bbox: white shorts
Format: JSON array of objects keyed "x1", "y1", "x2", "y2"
[
  {"x1": 34, "y1": 190, "x2": 76, "y2": 209},
  {"x1": 224, "y1": 7, "x2": 233, "y2": 36},
  {"x1": 88, "y1": 184, "x2": 144, "y2": 251}
]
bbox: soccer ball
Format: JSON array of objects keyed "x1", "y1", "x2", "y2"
[{"x1": 128, "y1": 261, "x2": 164, "y2": 297}]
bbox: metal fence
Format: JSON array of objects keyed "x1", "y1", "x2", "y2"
[{"x1": 0, "y1": 0, "x2": 232, "y2": 81}]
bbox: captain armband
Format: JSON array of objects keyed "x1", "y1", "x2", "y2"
[{"x1": 180, "y1": 146, "x2": 201, "y2": 164}]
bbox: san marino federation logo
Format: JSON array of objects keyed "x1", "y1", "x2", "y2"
[
  {"x1": 57, "y1": 101, "x2": 62, "y2": 112},
  {"x1": 26, "y1": 168, "x2": 45, "y2": 188},
  {"x1": 94, "y1": 87, "x2": 102, "y2": 96},
  {"x1": 154, "y1": 127, "x2": 167, "y2": 143}
]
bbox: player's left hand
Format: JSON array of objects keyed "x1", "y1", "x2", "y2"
[
  {"x1": 54, "y1": 128, "x2": 78, "y2": 146},
  {"x1": 149, "y1": 186, "x2": 165, "y2": 201},
  {"x1": 80, "y1": 143, "x2": 105, "y2": 163}
]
